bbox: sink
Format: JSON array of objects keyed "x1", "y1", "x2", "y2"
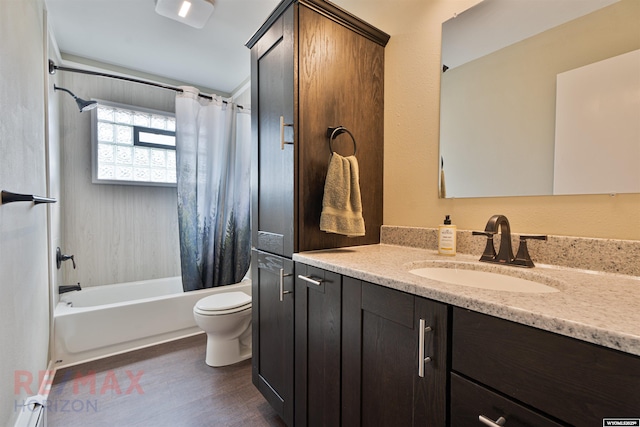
[{"x1": 408, "y1": 264, "x2": 560, "y2": 293}]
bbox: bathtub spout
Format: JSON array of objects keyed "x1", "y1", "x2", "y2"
[{"x1": 59, "y1": 283, "x2": 81, "y2": 294}]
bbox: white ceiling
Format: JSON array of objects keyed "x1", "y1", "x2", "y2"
[
  {"x1": 46, "y1": 0, "x2": 622, "y2": 94},
  {"x1": 45, "y1": 0, "x2": 281, "y2": 95}
]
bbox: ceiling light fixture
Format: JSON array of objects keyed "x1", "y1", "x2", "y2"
[{"x1": 155, "y1": 0, "x2": 214, "y2": 29}]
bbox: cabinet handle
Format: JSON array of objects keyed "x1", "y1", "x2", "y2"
[
  {"x1": 280, "y1": 116, "x2": 294, "y2": 150},
  {"x1": 297, "y1": 275, "x2": 323, "y2": 286},
  {"x1": 479, "y1": 415, "x2": 507, "y2": 426},
  {"x1": 279, "y1": 268, "x2": 292, "y2": 302},
  {"x1": 418, "y1": 318, "x2": 433, "y2": 378}
]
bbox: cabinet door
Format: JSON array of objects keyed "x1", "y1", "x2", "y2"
[
  {"x1": 251, "y1": 250, "x2": 294, "y2": 426},
  {"x1": 343, "y1": 279, "x2": 448, "y2": 426},
  {"x1": 250, "y1": 6, "x2": 295, "y2": 257},
  {"x1": 294, "y1": 263, "x2": 342, "y2": 427}
]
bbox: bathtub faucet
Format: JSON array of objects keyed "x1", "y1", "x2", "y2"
[{"x1": 59, "y1": 283, "x2": 81, "y2": 294}]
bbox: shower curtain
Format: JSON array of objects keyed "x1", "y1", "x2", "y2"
[{"x1": 175, "y1": 86, "x2": 251, "y2": 291}]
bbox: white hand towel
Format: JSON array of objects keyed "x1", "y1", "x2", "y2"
[{"x1": 320, "y1": 152, "x2": 365, "y2": 237}]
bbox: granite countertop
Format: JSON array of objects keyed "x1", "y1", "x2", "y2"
[{"x1": 293, "y1": 244, "x2": 640, "y2": 357}]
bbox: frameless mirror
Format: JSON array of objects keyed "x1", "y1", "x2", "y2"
[{"x1": 439, "y1": 0, "x2": 640, "y2": 198}]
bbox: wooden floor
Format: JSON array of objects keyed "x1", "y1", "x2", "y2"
[{"x1": 47, "y1": 334, "x2": 286, "y2": 427}]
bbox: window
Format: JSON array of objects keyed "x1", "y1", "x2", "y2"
[{"x1": 91, "y1": 100, "x2": 177, "y2": 186}]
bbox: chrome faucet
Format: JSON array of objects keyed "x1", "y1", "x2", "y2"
[{"x1": 473, "y1": 215, "x2": 547, "y2": 267}]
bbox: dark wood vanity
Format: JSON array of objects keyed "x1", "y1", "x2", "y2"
[{"x1": 294, "y1": 262, "x2": 640, "y2": 427}]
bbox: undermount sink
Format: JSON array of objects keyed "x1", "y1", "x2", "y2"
[{"x1": 408, "y1": 263, "x2": 560, "y2": 293}]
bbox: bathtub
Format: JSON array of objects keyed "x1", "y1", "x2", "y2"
[{"x1": 53, "y1": 276, "x2": 251, "y2": 368}]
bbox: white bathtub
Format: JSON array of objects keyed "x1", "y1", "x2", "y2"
[{"x1": 53, "y1": 276, "x2": 251, "y2": 368}]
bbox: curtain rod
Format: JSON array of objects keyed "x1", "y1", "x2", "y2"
[{"x1": 48, "y1": 60, "x2": 235, "y2": 104}]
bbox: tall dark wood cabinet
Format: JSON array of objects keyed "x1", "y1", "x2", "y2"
[
  {"x1": 247, "y1": 1, "x2": 388, "y2": 425},
  {"x1": 247, "y1": 0, "x2": 389, "y2": 257}
]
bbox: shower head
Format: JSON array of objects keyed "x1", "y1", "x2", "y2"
[{"x1": 53, "y1": 85, "x2": 98, "y2": 112}]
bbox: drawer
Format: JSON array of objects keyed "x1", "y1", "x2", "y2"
[
  {"x1": 451, "y1": 373, "x2": 564, "y2": 427},
  {"x1": 452, "y1": 308, "x2": 640, "y2": 426}
]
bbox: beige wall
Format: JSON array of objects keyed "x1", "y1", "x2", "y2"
[
  {"x1": 0, "y1": 0, "x2": 50, "y2": 424},
  {"x1": 334, "y1": 0, "x2": 640, "y2": 240}
]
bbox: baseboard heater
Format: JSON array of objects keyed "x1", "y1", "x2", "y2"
[{"x1": 14, "y1": 362, "x2": 56, "y2": 427}]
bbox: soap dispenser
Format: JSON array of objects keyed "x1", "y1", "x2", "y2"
[{"x1": 438, "y1": 215, "x2": 457, "y2": 256}]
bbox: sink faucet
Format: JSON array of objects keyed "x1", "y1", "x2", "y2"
[
  {"x1": 473, "y1": 214, "x2": 514, "y2": 264},
  {"x1": 473, "y1": 215, "x2": 547, "y2": 267}
]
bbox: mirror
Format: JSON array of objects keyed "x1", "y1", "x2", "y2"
[{"x1": 439, "y1": 0, "x2": 640, "y2": 198}]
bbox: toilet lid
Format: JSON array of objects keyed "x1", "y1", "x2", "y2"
[{"x1": 196, "y1": 292, "x2": 251, "y2": 312}]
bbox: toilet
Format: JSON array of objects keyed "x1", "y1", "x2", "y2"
[{"x1": 193, "y1": 284, "x2": 252, "y2": 367}]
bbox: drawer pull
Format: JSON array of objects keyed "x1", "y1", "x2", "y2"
[
  {"x1": 298, "y1": 275, "x2": 323, "y2": 286},
  {"x1": 479, "y1": 415, "x2": 506, "y2": 426},
  {"x1": 418, "y1": 318, "x2": 433, "y2": 377},
  {"x1": 279, "y1": 268, "x2": 292, "y2": 302},
  {"x1": 280, "y1": 116, "x2": 294, "y2": 150}
]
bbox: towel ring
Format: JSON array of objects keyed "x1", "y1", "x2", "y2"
[{"x1": 327, "y1": 126, "x2": 357, "y2": 156}]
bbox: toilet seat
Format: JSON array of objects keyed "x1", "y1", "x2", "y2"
[{"x1": 195, "y1": 292, "x2": 251, "y2": 316}]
